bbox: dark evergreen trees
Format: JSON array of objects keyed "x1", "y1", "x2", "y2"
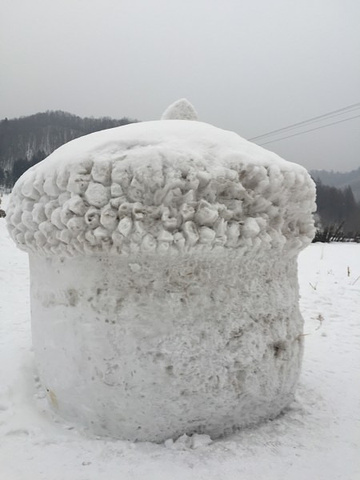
[{"x1": 314, "y1": 181, "x2": 360, "y2": 241}]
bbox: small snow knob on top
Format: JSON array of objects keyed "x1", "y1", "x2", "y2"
[{"x1": 161, "y1": 98, "x2": 198, "y2": 121}]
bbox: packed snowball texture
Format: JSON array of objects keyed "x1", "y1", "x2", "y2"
[
  {"x1": 6, "y1": 100, "x2": 317, "y2": 442},
  {"x1": 6, "y1": 110, "x2": 316, "y2": 258}
]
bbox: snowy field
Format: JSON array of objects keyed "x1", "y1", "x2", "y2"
[{"x1": 1, "y1": 196, "x2": 359, "y2": 480}]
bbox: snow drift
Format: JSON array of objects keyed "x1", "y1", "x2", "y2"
[{"x1": 6, "y1": 100, "x2": 316, "y2": 442}]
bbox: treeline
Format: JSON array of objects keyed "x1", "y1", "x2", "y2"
[
  {"x1": 0, "y1": 110, "x2": 135, "y2": 137},
  {"x1": 313, "y1": 181, "x2": 360, "y2": 242},
  {"x1": 310, "y1": 167, "x2": 360, "y2": 202}
]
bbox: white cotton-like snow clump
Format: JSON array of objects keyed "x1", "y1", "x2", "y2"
[
  {"x1": 6, "y1": 120, "x2": 315, "y2": 257},
  {"x1": 6, "y1": 114, "x2": 316, "y2": 442},
  {"x1": 161, "y1": 98, "x2": 198, "y2": 120}
]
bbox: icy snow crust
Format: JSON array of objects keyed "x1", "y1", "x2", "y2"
[{"x1": 6, "y1": 120, "x2": 316, "y2": 257}]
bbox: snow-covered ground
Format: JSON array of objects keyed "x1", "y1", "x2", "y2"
[{"x1": 1, "y1": 196, "x2": 359, "y2": 480}]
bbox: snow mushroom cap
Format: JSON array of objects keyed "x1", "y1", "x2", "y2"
[{"x1": 6, "y1": 101, "x2": 316, "y2": 257}]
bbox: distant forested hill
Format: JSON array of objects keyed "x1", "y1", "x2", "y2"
[
  {"x1": 310, "y1": 167, "x2": 360, "y2": 203},
  {"x1": 310, "y1": 168, "x2": 360, "y2": 239},
  {"x1": 314, "y1": 182, "x2": 360, "y2": 237},
  {"x1": 0, "y1": 111, "x2": 136, "y2": 187}
]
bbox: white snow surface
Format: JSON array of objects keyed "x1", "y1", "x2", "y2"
[
  {"x1": 6, "y1": 119, "x2": 316, "y2": 257},
  {"x1": 1, "y1": 196, "x2": 360, "y2": 479}
]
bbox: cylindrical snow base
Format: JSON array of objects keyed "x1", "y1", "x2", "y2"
[{"x1": 30, "y1": 251, "x2": 303, "y2": 442}]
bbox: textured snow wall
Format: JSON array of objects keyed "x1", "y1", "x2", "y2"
[{"x1": 7, "y1": 117, "x2": 316, "y2": 442}]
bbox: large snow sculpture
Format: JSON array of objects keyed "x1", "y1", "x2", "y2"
[{"x1": 6, "y1": 100, "x2": 316, "y2": 442}]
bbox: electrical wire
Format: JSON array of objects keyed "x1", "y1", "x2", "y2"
[
  {"x1": 248, "y1": 102, "x2": 360, "y2": 142},
  {"x1": 256, "y1": 113, "x2": 360, "y2": 146}
]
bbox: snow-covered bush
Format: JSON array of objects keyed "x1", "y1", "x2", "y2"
[{"x1": 6, "y1": 100, "x2": 316, "y2": 442}]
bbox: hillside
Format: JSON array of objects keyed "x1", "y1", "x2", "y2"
[
  {"x1": 311, "y1": 167, "x2": 360, "y2": 202},
  {"x1": 0, "y1": 111, "x2": 136, "y2": 186}
]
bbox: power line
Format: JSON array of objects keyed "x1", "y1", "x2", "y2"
[
  {"x1": 257, "y1": 113, "x2": 360, "y2": 146},
  {"x1": 248, "y1": 102, "x2": 360, "y2": 142},
  {"x1": 249, "y1": 102, "x2": 360, "y2": 141}
]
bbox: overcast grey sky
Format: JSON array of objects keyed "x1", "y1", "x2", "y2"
[{"x1": 1, "y1": 0, "x2": 359, "y2": 171}]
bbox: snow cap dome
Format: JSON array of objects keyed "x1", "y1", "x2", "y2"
[
  {"x1": 6, "y1": 101, "x2": 316, "y2": 257},
  {"x1": 161, "y1": 98, "x2": 198, "y2": 120}
]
